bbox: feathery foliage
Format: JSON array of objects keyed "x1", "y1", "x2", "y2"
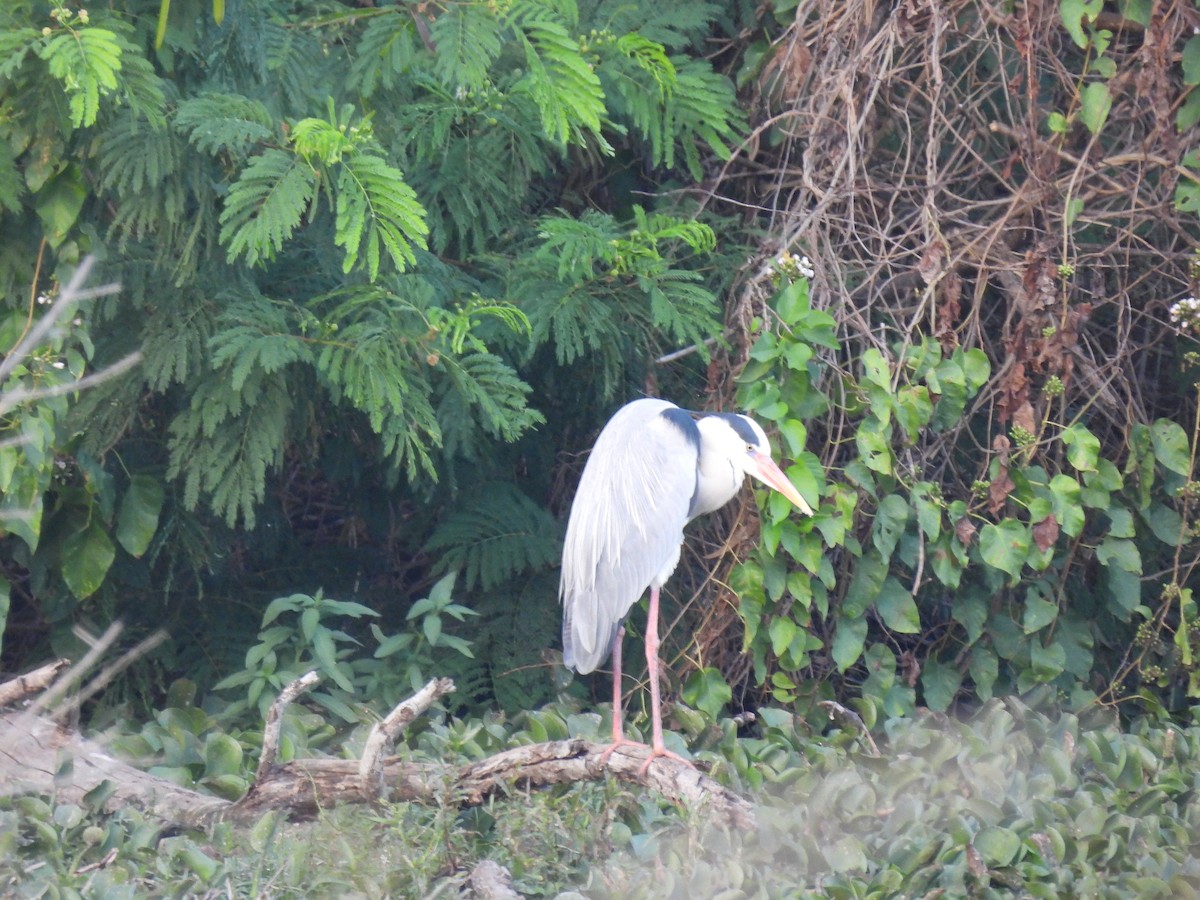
[{"x1": 0, "y1": 0, "x2": 746, "y2": 721}]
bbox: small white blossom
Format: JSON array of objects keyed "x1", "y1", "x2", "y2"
[{"x1": 1169, "y1": 296, "x2": 1200, "y2": 332}]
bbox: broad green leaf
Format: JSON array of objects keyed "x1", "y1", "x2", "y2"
[
  {"x1": 1150, "y1": 418, "x2": 1191, "y2": 476},
  {"x1": 116, "y1": 474, "x2": 164, "y2": 558},
  {"x1": 681, "y1": 667, "x2": 732, "y2": 721},
  {"x1": 1023, "y1": 590, "x2": 1059, "y2": 633},
  {"x1": 204, "y1": 734, "x2": 243, "y2": 778},
  {"x1": 1030, "y1": 638, "x2": 1067, "y2": 680},
  {"x1": 831, "y1": 615, "x2": 868, "y2": 672},
  {"x1": 35, "y1": 165, "x2": 87, "y2": 248},
  {"x1": 429, "y1": 572, "x2": 457, "y2": 607},
  {"x1": 1097, "y1": 537, "x2": 1142, "y2": 574},
  {"x1": 1106, "y1": 506, "x2": 1134, "y2": 538},
  {"x1": 871, "y1": 494, "x2": 910, "y2": 560},
  {"x1": 974, "y1": 825, "x2": 1021, "y2": 867},
  {"x1": 961, "y1": 348, "x2": 991, "y2": 389},
  {"x1": 262, "y1": 594, "x2": 306, "y2": 625},
  {"x1": 1048, "y1": 473, "x2": 1085, "y2": 537},
  {"x1": 921, "y1": 659, "x2": 962, "y2": 712},
  {"x1": 1047, "y1": 111, "x2": 1069, "y2": 133},
  {"x1": 300, "y1": 607, "x2": 320, "y2": 642},
  {"x1": 1060, "y1": 0, "x2": 1103, "y2": 48},
  {"x1": 823, "y1": 835, "x2": 868, "y2": 873},
  {"x1": 61, "y1": 522, "x2": 116, "y2": 600},
  {"x1": 1183, "y1": 34, "x2": 1200, "y2": 85},
  {"x1": 855, "y1": 422, "x2": 893, "y2": 476},
  {"x1": 861, "y1": 347, "x2": 891, "y2": 389},
  {"x1": 423, "y1": 614, "x2": 442, "y2": 647},
  {"x1": 1060, "y1": 423, "x2": 1100, "y2": 472},
  {"x1": 769, "y1": 615, "x2": 799, "y2": 657},
  {"x1": 1079, "y1": 82, "x2": 1112, "y2": 134},
  {"x1": 1144, "y1": 502, "x2": 1183, "y2": 545},
  {"x1": 978, "y1": 520, "x2": 1030, "y2": 578},
  {"x1": 969, "y1": 646, "x2": 999, "y2": 700},
  {"x1": 843, "y1": 553, "x2": 887, "y2": 618},
  {"x1": 875, "y1": 577, "x2": 920, "y2": 634},
  {"x1": 953, "y1": 593, "x2": 987, "y2": 645}
]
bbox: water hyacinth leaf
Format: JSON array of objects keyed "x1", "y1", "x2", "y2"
[{"x1": 973, "y1": 825, "x2": 1021, "y2": 867}]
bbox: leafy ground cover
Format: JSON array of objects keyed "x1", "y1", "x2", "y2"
[{"x1": 5, "y1": 696, "x2": 1200, "y2": 898}]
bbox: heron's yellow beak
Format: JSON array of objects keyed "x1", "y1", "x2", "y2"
[{"x1": 750, "y1": 452, "x2": 815, "y2": 516}]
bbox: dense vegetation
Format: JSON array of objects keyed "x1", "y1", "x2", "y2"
[{"x1": 2, "y1": 0, "x2": 1200, "y2": 893}]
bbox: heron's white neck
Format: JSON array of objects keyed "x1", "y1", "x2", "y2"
[{"x1": 689, "y1": 417, "x2": 749, "y2": 519}]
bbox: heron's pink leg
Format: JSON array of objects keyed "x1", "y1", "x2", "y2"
[
  {"x1": 610, "y1": 625, "x2": 626, "y2": 743},
  {"x1": 640, "y1": 585, "x2": 690, "y2": 774},
  {"x1": 599, "y1": 626, "x2": 641, "y2": 765}
]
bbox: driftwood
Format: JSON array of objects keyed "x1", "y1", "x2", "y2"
[{"x1": 0, "y1": 664, "x2": 755, "y2": 832}]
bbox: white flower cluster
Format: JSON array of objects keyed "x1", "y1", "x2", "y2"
[
  {"x1": 1169, "y1": 296, "x2": 1200, "y2": 333},
  {"x1": 775, "y1": 250, "x2": 816, "y2": 280}
]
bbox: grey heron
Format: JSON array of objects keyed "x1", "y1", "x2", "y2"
[{"x1": 560, "y1": 397, "x2": 814, "y2": 766}]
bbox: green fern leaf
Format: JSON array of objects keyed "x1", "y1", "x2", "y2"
[
  {"x1": 348, "y1": 12, "x2": 419, "y2": 97},
  {"x1": 109, "y1": 25, "x2": 167, "y2": 127},
  {"x1": 219, "y1": 149, "x2": 317, "y2": 267},
  {"x1": 0, "y1": 142, "x2": 24, "y2": 213},
  {"x1": 534, "y1": 209, "x2": 621, "y2": 278},
  {"x1": 174, "y1": 92, "x2": 275, "y2": 157},
  {"x1": 512, "y1": 19, "x2": 605, "y2": 147},
  {"x1": 646, "y1": 270, "x2": 720, "y2": 351},
  {"x1": 167, "y1": 367, "x2": 291, "y2": 529},
  {"x1": 210, "y1": 296, "x2": 312, "y2": 391},
  {"x1": 425, "y1": 483, "x2": 561, "y2": 590},
  {"x1": 429, "y1": 4, "x2": 503, "y2": 92},
  {"x1": 335, "y1": 151, "x2": 429, "y2": 278},
  {"x1": 95, "y1": 111, "x2": 180, "y2": 197},
  {"x1": 667, "y1": 57, "x2": 745, "y2": 179},
  {"x1": 39, "y1": 26, "x2": 123, "y2": 128},
  {"x1": 315, "y1": 316, "x2": 441, "y2": 482},
  {"x1": 437, "y1": 350, "x2": 543, "y2": 443},
  {"x1": 0, "y1": 28, "x2": 39, "y2": 79},
  {"x1": 140, "y1": 288, "x2": 215, "y2": 392},
  {"x1": 588, "y1": 0, "x2": 720, "y2": 50}
]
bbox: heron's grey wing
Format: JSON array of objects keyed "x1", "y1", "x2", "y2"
[{"x1": 560, "y1": 399, "x2": 700, "y2": 673}]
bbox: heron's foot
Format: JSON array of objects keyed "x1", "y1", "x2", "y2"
[
  {"x1": 598, "y1": 736, "x2": 646, "y2": 767},
  {"x1": 637, "y1": 742, "x2": 693, "y2": 776}
]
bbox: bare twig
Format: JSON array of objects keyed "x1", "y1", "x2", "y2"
[
  {"x1": 358, "y1": 677, "x2": 456, "y2": 797},
  {"x1": 255, "y1": 671, "x2": 320, "y2": 784}
]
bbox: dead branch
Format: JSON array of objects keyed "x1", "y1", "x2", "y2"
[
  {"x1": 359, "y1": 676, "x2": 455, "y2": 797},
  {"x1": 255, "y1": 670, "x2": 320, "y2": 784},
  {"x1": 0, "y1": 658, "x2": 71, "y2": 708},
  {"x1": 0, "y1": 668, "x2": 757, "y2": 831}
]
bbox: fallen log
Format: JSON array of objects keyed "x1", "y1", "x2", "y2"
[{"x1": 0, "y1": 666, "x2": 755, "y2": 830}]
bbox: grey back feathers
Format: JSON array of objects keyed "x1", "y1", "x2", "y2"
[{"x1": 560, "y1": 398, "x2": 766, "y2": 674}]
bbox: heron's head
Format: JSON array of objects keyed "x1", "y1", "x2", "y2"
[{"x1": 699, "y1": 413, "x2": 815, "y2": 515}]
